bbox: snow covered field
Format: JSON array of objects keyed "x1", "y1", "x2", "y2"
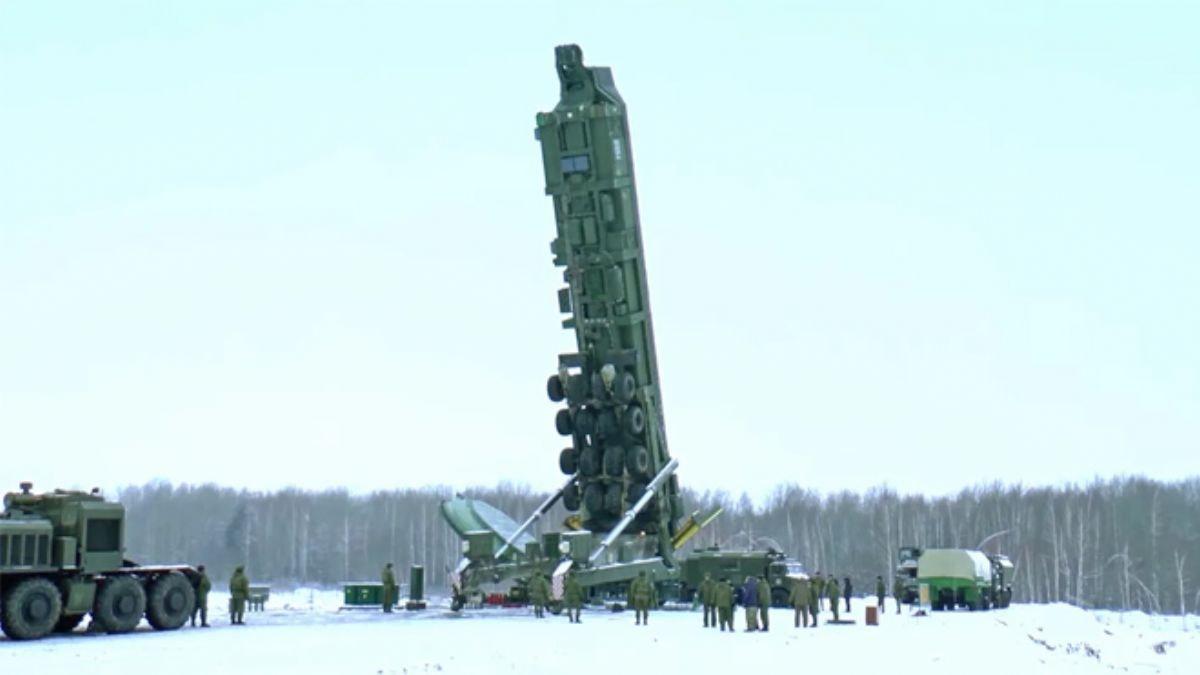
[{"x1": 2, "y1": 589, "x2": 1196, "y2": 674}]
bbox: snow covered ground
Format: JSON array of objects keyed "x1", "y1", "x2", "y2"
[{"x1": 2, "y1": 589, "x2": 1196, "y2": 674}]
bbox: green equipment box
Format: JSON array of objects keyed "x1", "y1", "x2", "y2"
[{"x1": 343, "y1": 583, "x2": 390, "y2": 607}]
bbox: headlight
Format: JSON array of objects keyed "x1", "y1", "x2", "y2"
[
  {"x1": 559, "y1": 541, "x2": 570, "y2": 554},
  {"x1": 461, "y1": 541, "x2": 470, "y2": 554}
]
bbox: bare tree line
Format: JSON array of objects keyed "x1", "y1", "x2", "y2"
[{"x1": 118, "y1": 476, "x2": 1200, "y2": 614}]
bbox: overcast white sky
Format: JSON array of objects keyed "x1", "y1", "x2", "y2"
[{"x1": 2, "y1": 1, "x2": 1197, "y2": 500}]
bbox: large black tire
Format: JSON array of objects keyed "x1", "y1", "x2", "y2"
[
  {"x1": 1, "y1": 577, "x2": 62, "y2": 640},
  {"x1": 555, "y1": 409, "x2": 573, "y2": 435},
  {"x1": 578, "y1": 447, "x2": 600, "y2": 476},
  {"x1": 623, "y1": 404, "x2": 646, "y2": 436},
  {"x1": 547, "y1": 375, "x2": 565, "y2": 402},
  {"x1": 562, "y1": 482, "x2": 581, "y2": 511},
  {"x1": 614, "y1": 372, "x2": 637, "y2": 403},
  {"x1": 582, "y1": 483, "x2": 605, "y2": 513},
  {"x1": 625, "y1": 445, "x2": 651, "y2": 479},
  {"x1": 603, "y1": 483, "x2": 624, "y2": 514},
  {"x1": 574, "y1": 408, "x2": 596, "y2": 436},
  {"x1": 559, "y1": 447, "x2": 578, "y2": 475},
  {"x1": 54, "y1": 613, "x2": 86, "y2": 633},
  {"x1": 595, "y1": 410, "x2": 618, "y2": 436},
  {"x1": 147, "y1": 572, "x2": 194, "y2": 630},
  {"x1": 93, "y1": 576, "x2": 146, "y2": 634},
  {"x1": 602, "y1": 446, "x2": 625, "y2": 477},
  {"x1": 565, "y1": 375, "x2": 588, "y2": 406}
]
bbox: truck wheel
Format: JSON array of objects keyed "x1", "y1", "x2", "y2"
[
  {"x1": 625, "y1": 445, "x2": 651, "y2": 478},
  {"x1": 147, "y1": 572, "x2": 195, "y2": 630},
  {"x1": 562, "y1": 482, "x2": 581, "y2": 511},
  {"x1": 574, "y1": 408, "x2": 596, "y2": 436},
  {"x1": 602, "y1": 445, "x2": 625, "y2": 477},
  {"x1": 1, "y1": 577, "x2": 62, "y2": 640},
  {"x1": 614, "y1": 372, "x2": 637, "y2": 403},
  {"x1": 603, "y1": 483, "x2": 623, "y2": 514},
  {"x1": 578, "y1": 447, "x2": 600, "y2": 476},
  {"x1": 93, "y1": 576, "x2": 146, "y2": 633},
  {"x1": 555, "y1": 409, "x2": 573, "y2": 435},
  {"x1": 559, "y1": 447, "x2": 578, "y2": 474},
  {"x1": 547, "y1": 374, "x2": 565, "y2": 402},
  {"x1": 623, "y1": 404, "x2": 645, "y2": 435},
  {"x1": 582, "y1": 483, "x2": 605, "y2": 513},
  {"x1": 54, "y1": 614, "x2": 85, "y2": 633}
]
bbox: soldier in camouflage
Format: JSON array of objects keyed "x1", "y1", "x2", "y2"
[
  {"x1": 716, "y1": 577, "x2": 734, "y2": 632},
  {"x1": 789, "y1": 576, "x2": 811, "y2": 628},
  {"x1": 698, "y1": 573, "x2": 716, "y2": 628},
  {"x1": 381, "y1": 563, "x2": 397, "y2": 613},
  {"x1": 756, "y1": 575, "x2": 771, "y2": 632},
  {"x1": 893, "y1": 576, "x2": 903, "y2": 614},
  {"x1": 827, "y1": 577, "x2": 841, "y2": 622},
  {"x1": 529, "y1": 571, "x2": 551, "y2": 618},
  {"x1": 629, "y1": 571, "x2": 656, "y2": 625},
  {"x1": 191, "y1": 564, "x2": 211, "y2": 627},
  {"x1": 563, "y1": 571, "x2": 584, "y2": 623},
  {"x1": 875, "y1": 575, "x2": 886, "y2": 614},
  {"x1": 807, "y1": 574, "x2": 820, "y2": 627},
  {"x1": 229, "y1": 565, "x2": 250, "y2": 625}
]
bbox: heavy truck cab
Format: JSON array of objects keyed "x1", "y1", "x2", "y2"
[{"x1": 0, "y1": 482, "x2": 198, "y2": 641}]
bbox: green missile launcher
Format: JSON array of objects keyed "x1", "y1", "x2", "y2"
[{"x1": 536, "y1": 44, "x2": 683, "y2": 561}]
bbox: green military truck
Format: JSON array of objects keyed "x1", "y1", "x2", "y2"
[
  {"x1": 918, "y1": 548, "x2": 998, "y2": 611},
  {"x1": 0, "y1": 482, "x2": 198, "y2": 640},
  {"x1": 680, "y1": 547, "x2": 806, "y2": 607}
]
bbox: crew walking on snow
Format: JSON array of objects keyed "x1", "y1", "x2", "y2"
[
  {"x1": 876, "y1": 575, "x2": 886, "y2": 613},
  {"x1": 843, "y1": 576, "x2": 853, "y2": 613}
]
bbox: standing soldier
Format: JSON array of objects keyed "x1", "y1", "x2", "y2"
[
  {"x1": 741, "y1": 576, "x2": 759, "y2": 632},
  {"x1": 529, "y1": 571, "x2": 550, "y2": 618},
  {"x1": 827, "y1": 577, "x2": 841, "y2": 622},
  {"x1": 716, "y1": 577, "x2": 734, "y2": 632},
  {"x1": 789, "y1": 576, "x2": 811, "y2": 628},
  {"x1": 807, "y1": 573, "x2": 820, "y2": 627},
  {"x1": 191, "y1": 564, "x2": 211, "y2": 627},
  {"x1": 812, "y1": 571, "x2": 825, "y2": 611},
  {"x1": 756, "y1": 575, "x2": 771, "y2": 632},
  {"x1": 843, "y1": 576, "x2": 853, "y2": 613},
  {"x1": 563, "y1": 571, "x2": 584, "y2": 624},
  {"x1": 229, "y1": 565, "x2": 250, "y2": 625},
  {"x1": 892, "y1": 576, "x2": 904, "y2": 615},
  {"x1": 381, "y1": 563, "x2": 397, "y2": 613},
  {"x1": 698, "y1": 573, "x2": 717, "y2": 628},
  {"x1": 629, "y1": 571, "x2": 655, "y2": 625},
  {"x1": 875, "y1": 575, "x2": 886, "y2": 614}
]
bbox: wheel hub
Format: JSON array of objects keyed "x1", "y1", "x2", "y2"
[
  {"x1": 25, "y1": 595, "x2": 50, "y2": 622},
  {"x1": 166, "y1": 589, "x2": 184, "y2": 612},
  {"x1": 117, "y1": 594, "x2": 135, "y2": 615}
]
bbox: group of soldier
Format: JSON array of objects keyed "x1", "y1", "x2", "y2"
[
  {"x1": 517, "y1": 567, "x2": 909, "y2": 630},
  {"x1": 187, "y1": 563, "x2": 252, "y2": 628}
]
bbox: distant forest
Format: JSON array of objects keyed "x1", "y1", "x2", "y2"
[{"x1": 119, "y1": 476, "x2": 1200, "y2": 615}]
